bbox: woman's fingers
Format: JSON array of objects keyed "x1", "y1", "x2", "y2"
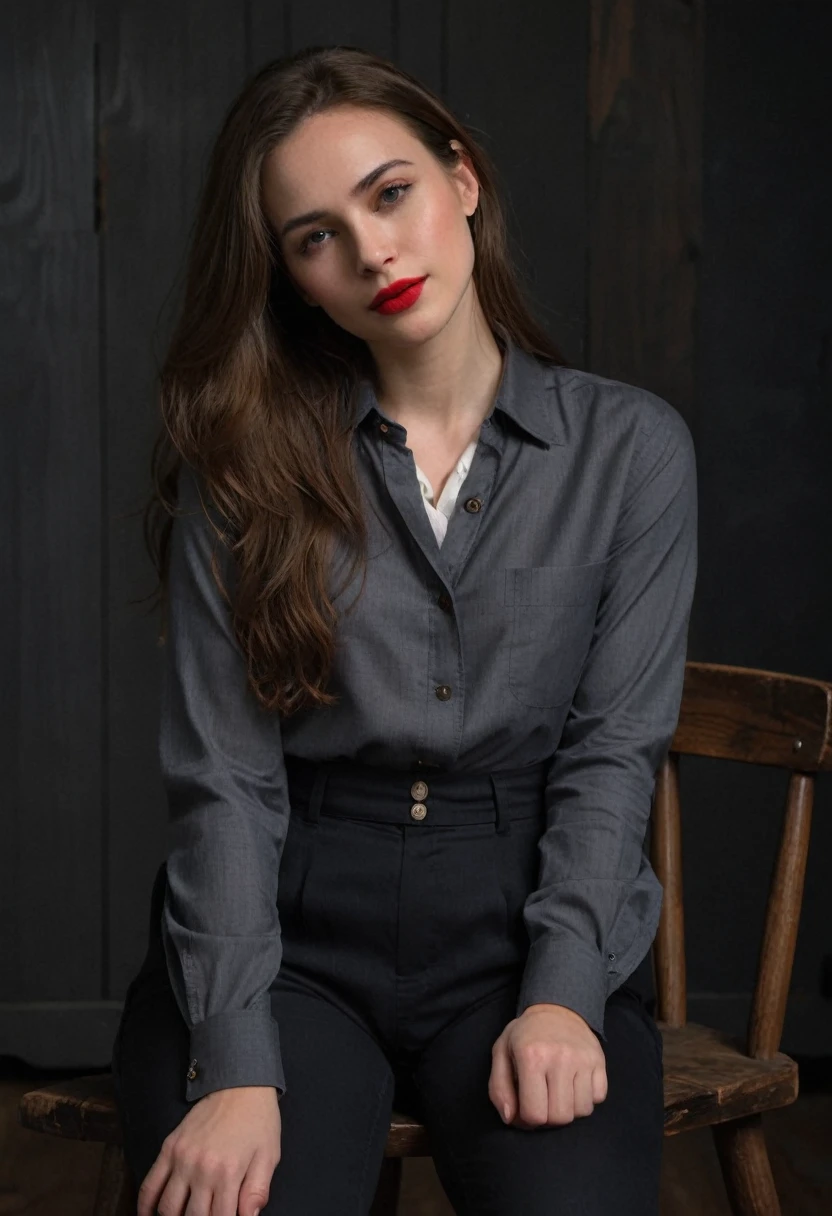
[
  {"x1": 570, "y1": 1062, "x2": 596, "y2": 1119},
  {"x1": 238, "y1": 1147, "x2": 278, "y2": 1216},
  {"x1": 136, "y1": 1151, "x2": 174, "y2": 1215},
  {"x1": 134, "y1": 1086, "x2": 280, "y2": 1216},
  {"x1": 491, "y1": 1007, "x2": 608, "y2": 1128},
  {"x1": 514, "y1": 1047, "x2": 558, "y2": 1126},
  {"x1": 489, "y1": 1031, "x2": 519, "y2": 1121}
]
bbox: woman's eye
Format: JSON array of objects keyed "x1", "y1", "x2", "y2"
[
  {"x1": 301, "y1": 230, "x2": 329, "y2": 253},
  {"x1": 379, "y1": 182, "x2": 411, "y2": 206},
  {"x1": 298, "y1": 182, "x2": 412, "y2": 255}
]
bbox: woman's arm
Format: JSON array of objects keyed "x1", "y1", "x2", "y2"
[
  {"x1": 159, "y1": 463, "x2": 290, "y2": 1103},
  {"x1": 515, "y1": 398, "x2": 698, "y2": 1041}
]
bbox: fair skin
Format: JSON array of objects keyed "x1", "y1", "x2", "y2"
[
  {"x1": 266, "y1": 102, "x2": 503, "y2": 503},
  {"x1": 139, "y1": 102, "x2": 606, "y2": 1216}
]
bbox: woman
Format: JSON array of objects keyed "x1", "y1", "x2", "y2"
[{"x1": 113, "y1": 43, "x2": 697, "y2": 1216}]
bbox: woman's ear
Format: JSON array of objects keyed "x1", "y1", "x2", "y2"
[{"x1": 448, "y1": 140, "x2": 479, "y2": 218}]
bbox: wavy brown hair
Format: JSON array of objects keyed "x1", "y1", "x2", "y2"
[{"x1": 143, "y1": 43, "x2": 568, "y2": 719}]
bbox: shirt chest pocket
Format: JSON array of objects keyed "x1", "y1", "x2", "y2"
[{"x1": 504, "y1": 561, "x2": 607, "y2": 708}]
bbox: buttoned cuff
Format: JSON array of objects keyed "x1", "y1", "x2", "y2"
[
  {"x1": 184, "y1": 1005, "x2": 286, "y2": 1103},
  {"x1": 516, "y1": 936, "x2": 610, "y2": 1043}
]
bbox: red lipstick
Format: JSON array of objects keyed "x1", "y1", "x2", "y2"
[{"x1": 370, "y1": 275, "x2": 428, "y2": 315}]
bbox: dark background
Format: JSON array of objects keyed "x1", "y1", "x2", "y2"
[{"x1": 1, "y1": 0, "x2": 830, "y2": 1071}]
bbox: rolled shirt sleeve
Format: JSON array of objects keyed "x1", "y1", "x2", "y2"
[
  {"x1": 516, "y1": 400, "x2": 698, "y2": 1042},
  {"x1": 159, "y1": 463, "x2": 290, "y2": 1103}
]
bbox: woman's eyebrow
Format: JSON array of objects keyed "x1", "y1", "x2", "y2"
[{"x1": 278, "y1": 159, "x2": 415, "y2": 239}]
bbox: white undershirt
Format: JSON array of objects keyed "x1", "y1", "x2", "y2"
[{"x1": 412, "y1": 438, "x2": 479, "y2": 548}]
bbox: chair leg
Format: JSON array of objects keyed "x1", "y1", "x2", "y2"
[
  {"x1": 369, "y1": 1156, "x2": 402, "y2": 1215},
  {"x1": 93, "y1": 1143, "x2": 136, "y2": 1216},
  {"x1": 712, "y1": 1113, "x2": 781, "y2": 1216}
]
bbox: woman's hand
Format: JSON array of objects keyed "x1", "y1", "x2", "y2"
[
  {"x1": 136, "y1": 1085, "x2": 281, "y2": 1216},
  {"x1": 489, "y1": 1004, "x2": 608, "y2": 1128}
]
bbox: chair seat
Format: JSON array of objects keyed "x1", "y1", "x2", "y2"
[
  {"x1": 18, "y1": 1021, "x2": 799, "y2": 1154},
  {"x1": 18, "y1": 1073, "x2": 126, "y2": 1146},
  {"x1": 660, "y1": 1020, "x2": 798, "y2": 1135},
  {"x1": 376, "y1": 1021, "x2": 801, "y2": 1153}
]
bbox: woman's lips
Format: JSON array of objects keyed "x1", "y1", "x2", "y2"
[{"x1": 371, "y1": 276, "x2": 428, "y2": 315}]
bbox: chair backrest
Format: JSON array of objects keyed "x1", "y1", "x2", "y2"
[{"x1": 651, "y1": 661, "x2": 832, "y2": 1060}]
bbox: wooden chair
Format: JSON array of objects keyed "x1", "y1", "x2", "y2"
[{"x1": 18, "y1": 660, "x2": 831, "y2": 1215}]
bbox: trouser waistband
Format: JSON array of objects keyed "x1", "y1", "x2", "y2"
[{"x1": 284, "y1": 756, "x2": 550, "y2": 835}]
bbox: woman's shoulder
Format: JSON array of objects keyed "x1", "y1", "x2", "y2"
[{"x1": 547, "y1": 364, "x2": 693, "y2": 449}]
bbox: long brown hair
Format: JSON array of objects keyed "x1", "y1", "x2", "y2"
[{"x1": 143, "y1": 43, "x2": 567, "y2": 719}]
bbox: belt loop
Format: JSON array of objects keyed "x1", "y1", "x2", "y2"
[
  {"x1": 489, "y1": 774, "x2": 512, "y2": 836},
  {"x1": 306, "y1": 765, "x2": 329, "y2": 828}
]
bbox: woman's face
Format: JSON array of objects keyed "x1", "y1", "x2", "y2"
[{"x1": 260, "y1": 105, "x2": 480, "y2": 348}]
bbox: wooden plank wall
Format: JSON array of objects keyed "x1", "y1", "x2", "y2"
[
  {"x1": 680, "y1": 1, "x2": 832, "y2": 1048},
  {"x1": 588, "y1": 0, "x2": 703, "y2": 666},
  {"x1": 2, "y1": 0, "x2": 829, "y2": 1066},
  {"x1": 588, "y1": 0, "x2": 702, "y2": 427},
  {"x1": 98, "y1": 0, "x2": 257, "y2": 1053},
  {"x1": 0, "y1": 2, "x2": 105, "y2": 1063},
  {"x1": 0, "y1": 0, "x2": 588, "y2": 1066}
]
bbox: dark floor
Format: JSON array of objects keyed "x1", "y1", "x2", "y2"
[{"x1": 3, "y1": 1057, "x2": 831, "y2": 1214}]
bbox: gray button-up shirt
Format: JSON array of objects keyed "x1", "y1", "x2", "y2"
[{"x1": 159, "y1": 334, "x2": 698, "y2": 1103}]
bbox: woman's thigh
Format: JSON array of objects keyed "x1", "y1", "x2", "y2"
[
  {"x1": 112, "y1": 965, "x2": 397, "y2": 1215},
  {"x1": 411, "y1": 982, "x2": 664, "y2": 1216}
]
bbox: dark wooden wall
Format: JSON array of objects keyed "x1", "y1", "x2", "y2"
[
  {"x1": 686, "y1": 0, "x2": 832, "y2": 1048},
  {"x1": 1, "y1": 0, "x2": 829, "y2": 1069}
]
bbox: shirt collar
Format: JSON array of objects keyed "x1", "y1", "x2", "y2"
[{"x1": 348, "y1": 331, "x2": 565, "y2": 447}]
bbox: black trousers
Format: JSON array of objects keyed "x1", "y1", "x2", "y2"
[{"x1": 113, "y1": 757, "x2": 664, "y2": 1215}]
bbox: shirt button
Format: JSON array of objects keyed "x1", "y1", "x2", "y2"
[
  {"x1": 187, "y1": 1058, "x2": 199, "y2": 1080},
  {"x1": 410, "y1": 803, "x2": 427, "y2": 820},
  {"x1": 411, "y1": 780, "x2": 428, "y2": 800},
  {"x1": 435, "y1": 685, "x2": 452, "y2": 700},
  {"x1": 463, "y1": 497, "x2": 482, "y2": 513},
  {"x1": 437, "y1": 593, "x2": 452, "y2": 613},
  {"x1": 379, "y1": 422, "x2": 389, "y2": 433}
]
